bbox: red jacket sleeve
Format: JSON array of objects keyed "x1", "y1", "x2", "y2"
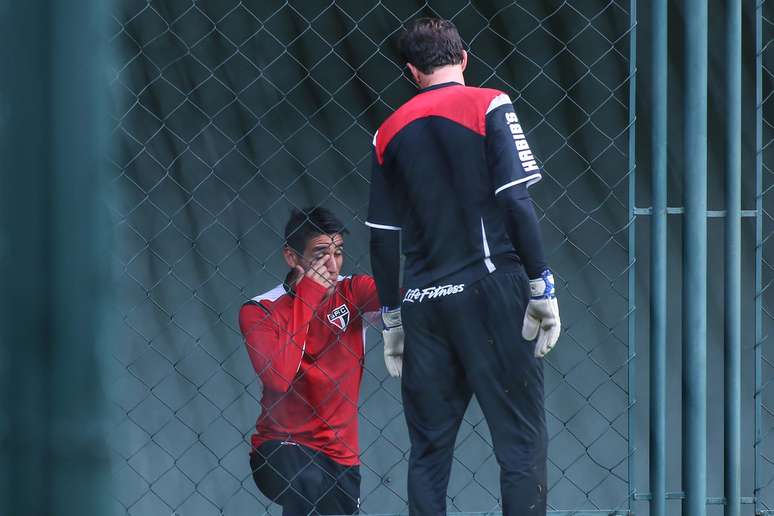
[
  {"x1": 239, "y1": 277, "x2": 329, "y2": 393},
  {"x1": 349, "y1": 275, "x2": 381, "y2": 313}
]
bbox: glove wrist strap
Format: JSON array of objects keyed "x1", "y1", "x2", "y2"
[
  {"x1": 529, "y1": 269, "x2": 556, "y2": 300},
  {"x1": 381, "y1": 306, "x2": 402, "y2": 330}
]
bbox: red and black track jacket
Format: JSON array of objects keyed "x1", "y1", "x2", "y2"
[{"x1": 239, "y1": 274, "x2": 379, "y2": 466}]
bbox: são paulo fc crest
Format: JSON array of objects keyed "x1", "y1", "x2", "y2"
[{"x1": 327, "y1": 304, "x2": 350, "y2": 330}]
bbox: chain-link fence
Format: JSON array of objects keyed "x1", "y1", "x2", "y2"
[
  {"x1": 108, "y1": 1, "x2": 635, "y2": 513},
  {"x1": 758, "y1": 0, "x2": 774, "y2": 512}
]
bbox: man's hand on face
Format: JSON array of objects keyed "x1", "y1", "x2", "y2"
[{"x1": 301, "y1": 252, "x2": 334, "y2": 289}]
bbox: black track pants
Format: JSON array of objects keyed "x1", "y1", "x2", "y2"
[{"x1": 401, "y1": 267, "x2": 547, "y2": 516}]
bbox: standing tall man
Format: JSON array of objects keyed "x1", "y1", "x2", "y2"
[{"x1": 367, "y1": 18, "x2": 561, "y2": 515}]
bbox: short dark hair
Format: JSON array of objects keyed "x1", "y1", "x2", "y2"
[
  {"x1": 284, "y1": 207, "x2": 348, "y2": 254},
  {"x1": 398, "y1": 17, "x2": 465, "y2": 75}
]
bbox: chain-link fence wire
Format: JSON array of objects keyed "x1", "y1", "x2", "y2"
[
  {"x1": 107, "y1": 0, "x2": 634, "y2": 513},
  {"x1": 758, "y1": 0, "x2": 774, "y2": 511}
]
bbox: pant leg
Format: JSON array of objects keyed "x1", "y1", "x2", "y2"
[
  {"x1": 314, "y1": 459, "x2": 361, "y2": 515},
  {"x1": 249, "y1": 441, "x2": 328, "y2": 516},
  {"x1": 401, "y1": 300, "x2": 473, "y2": 516},
  {"x1": 442, "y1": 269, "x2": 547, "y2": 516},
  {"x1": 250, "y1": 442, "x2": 300, "y2": 504}
]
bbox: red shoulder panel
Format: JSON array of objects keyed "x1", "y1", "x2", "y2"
[{"x1": 374, "y1": 85, "x2": 502, "y2": 164}]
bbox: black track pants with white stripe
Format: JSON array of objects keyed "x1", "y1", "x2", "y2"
[{"x1": 401, "y1": 266, "x2": 547, "y2": 516}]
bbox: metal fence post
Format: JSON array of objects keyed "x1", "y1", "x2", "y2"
[
  {"x1": 755, "y1": 0, "x2": 765, "y2": 513},
  {"x1": 724, "y1": 0, "x2": 742, "y2": 515},
  {"x1": 628, "y1": 0, "x2": 639, "y2": 512},
  {"x1": 683, "y1": 0, "x2": 708, "y2": 515},
  {"x1": 649, "y1": 0, "x2": 667, "y2": 514}
]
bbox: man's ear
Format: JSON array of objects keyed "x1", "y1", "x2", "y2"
[
  {"x1": 406, "y1": 63, "x2": 422, "y2": 86},
  {"x1": 283, "y1": 246, "x2": 300, "y2": 269},
  {"x1": 460, "y1": 50, "x2": 468, "y2": 72}
]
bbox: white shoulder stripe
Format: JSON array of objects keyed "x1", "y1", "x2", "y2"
[
  {"x1": 372, "y1": 130, "x2": 378, "y2": 147},
  {"x1": 248, "y1": 275, "x2": 351, "y2": 305},
  {"x1": 494, "y1": 173, "x2": 543, "y2": 195},
  {"x1": 486, "y1": 93, "x2": 512, "y2": 115},
  {"x1": 365, "y1": 221, "x2": 401, "y2": 231},
  {"x1": 250, "y1": 283, "x2": 286, "y2": 304}
]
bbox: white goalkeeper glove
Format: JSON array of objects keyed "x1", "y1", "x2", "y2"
[
  {"x1": 381, "y1": 307, "x2": 404, "y2": 378},
  {"x1": 522, "y1": 269, "x2": 561, "y2": 358}
]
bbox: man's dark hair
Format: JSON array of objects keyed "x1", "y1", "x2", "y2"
[
  {"x1": 284, "y1": 207, "x2": 348, "y2": 254},
  {"x1": 398, "y1": 17, "x2": 465, "y2": 75}
]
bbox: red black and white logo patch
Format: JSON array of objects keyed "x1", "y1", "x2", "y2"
[{"x1": 327, "y1": 304, "x2": 350, "y2": 330}]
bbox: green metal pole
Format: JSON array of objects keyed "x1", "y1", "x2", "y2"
[
  {"x1": 724, "y1": 0, "x2": 742, "y2": 515},
  {"x1": 682, "y1": 0, "x2": 708, "y2": 515},
  {"x1": 49, "y1": 0, "x2": 112, "y2": 512},
  {"x1": 0, "y1": 4, "x2": 52, "y2": 514},
  {"x1": 649, "y1": 0, "x2": 667, "y2": 514},
  {"x1": 0, "y1": 2, "x2": 111, "y2": 515},
  {"x1": 627, "y1": 0, "x2": 637, "y2": 511}
]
